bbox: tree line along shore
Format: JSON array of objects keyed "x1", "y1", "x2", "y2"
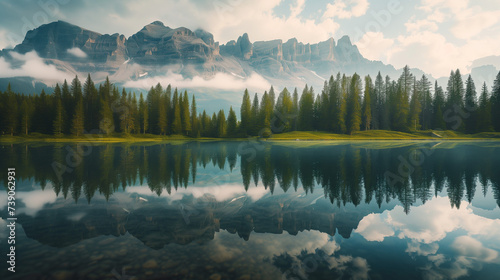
[{"x1": 1, "y1": 66, "x2": 500, "y2": 141}]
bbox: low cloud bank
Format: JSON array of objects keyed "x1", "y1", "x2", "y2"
[{"x1": 123, "y1": 71, "x2": 271, "y2": 92}]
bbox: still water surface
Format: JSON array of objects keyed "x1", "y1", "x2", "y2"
[{"x1": 1, "y1": 141, "x2": 500, "y2": 279}]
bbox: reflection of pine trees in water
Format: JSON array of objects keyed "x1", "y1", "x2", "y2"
[{"x1": 1, "y1": 142, "x2": 500, "y2": 213}]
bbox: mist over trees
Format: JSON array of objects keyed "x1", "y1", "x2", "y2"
[{"x1": 1, "y1": 65, "x2": 500, "y2": 137}]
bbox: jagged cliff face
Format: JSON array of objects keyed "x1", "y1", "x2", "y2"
[
  {"x1": 126, "y1": 21, "x2": 219, "y2": 65},
  {"x1": 13, "y1": 21, "x2": 128, "y2": 65},
  {"x1": 6, "y1": 20, "x2": 370, "y2": 69},
  {"x1": 1, "y1": 20, "x2": 402, "y2": 94},
  {"x1": 10, "y1": 20, "x2": 220, "y2": 66},
  {"x1": 13, "y1": 21, "x2": 102, "y2": 60}
]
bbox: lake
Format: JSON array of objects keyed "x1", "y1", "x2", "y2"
[{"x1": 1, "y1": 141, "x2": 500, "y2": 279}]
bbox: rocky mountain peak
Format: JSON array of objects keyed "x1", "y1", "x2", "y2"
[
  {"x1": 337, "y1": 35, "x2": 352, "y2": 47},
  {"x1": 220, "y1": 33, "x2": 254, "y2": 60},
  {"x1": 149, "y1": 20, "x2": 165, "y2": 27},
  {"x1": 13, "y1": 20, "x2": 102, "y2": 60}
]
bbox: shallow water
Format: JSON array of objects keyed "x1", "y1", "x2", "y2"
[{"x1": 1, "y1": 141, "x2": 500, "y2": 279}]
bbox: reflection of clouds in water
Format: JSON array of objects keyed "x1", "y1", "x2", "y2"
[
  {"x1": 126, "y1": 184, "x2": 270, "y2": 202},
  {"x1": 406, "y1": 240, "x2": 439, "y2": 256},
  {"x1": 356, "y1": 196, "x2": 500, "y2": 279},
  {"x1": 16, "y1": 190, "x2": 58, "y2": 216},
  {"x1": 356, "y1": 196, "x2": 500, "y2": 243},
  {"x1": 423, "y1": 238, "x2": 500, "y2": 280},
  {"x1": 451, "y1": 236, "x2": 499, "y2": 263},
  {"x1": 210, "y1": 230, "x2": 369, "y2": 280},
  {"x1": 355, "y1": 213, "x2": 394, "y2": 242}
]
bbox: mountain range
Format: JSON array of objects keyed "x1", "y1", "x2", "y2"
[{"x1": 1, "y1": 20, "x2": 498, "y2": 113}]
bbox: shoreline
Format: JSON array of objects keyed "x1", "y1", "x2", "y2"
[{"x1": 1, "y1": 130, "x2": 500, "y2": 143}]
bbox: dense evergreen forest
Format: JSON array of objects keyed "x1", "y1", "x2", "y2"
[{"x1": 1, "y1": 65, "x2": 500, "y2": 137}]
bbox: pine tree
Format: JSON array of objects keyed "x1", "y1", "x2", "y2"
[
  {"x1": 53, "y1": 99, "x2": 64, "y2": 136},
  {"x1": 313, "y1": 94, "x2": 321, "y2": 130},
  {"x1": 394, "y1": 66, "x2": 412, "y2": 131},
  {"x1": 478, "y1": 82, "x2": 493, "y2": 132},
  {"x1": 491, "y1": 71, "x2": 500, "y2": 131},
  {"x1": 209, "y1": 112, "x2": 217, "y2": 137},
  {"x1": 374, "y1": 72, "x2": 385, "y2": 130},
  {"x1": 338, "y1": 74, "x2": 348, "y2": 133},
  {"x1": 269, "y1": 86, "x2": 276, "y2": 111},
  {"x1": 446, "y1": 69, "x2": 465, "y2": 130},
  {"x1": 158, "y1": 89, "x2": 167, "y2": 135},
  {"x1": 201, "y1": 110, "x2": 210, "y2": 137},
  {"x1": 292, "y1": 88, "x2": 299, "y2": 131},
  {"x1": 275, "y1": 88, "x2": 293, "y2": 132},
  {"x1": 61, "y1": 79, "x2": 71, "y2": 134},
  {"x1": 129, "y1": 92, "x2": 139, "y2": 134},
  {"x1": 138, "y1": 93, "x2": 148, "y2": 134},
  {"x1": 408, "y1": 77, "x2": 421, "y2": 131},
  {"x1": 5, "y1": 85, "x2": 18, "y2": 136},
  {"x1": 251, "y1": 93, "x2": 260, "y2": 135},
  {"x1": 172, "y1": 89, "x2": 182, "y2": 134},
  {"x1": 20, "y1": 99, "x2": 33, "y2": 135},
  {"x1": 83, "y1": 74, "x2": 98, "y2": 131},
  {"x1": 346, "y1": 74, "x2": 362, "y2": 134},
  {"x1": 71, "y1": 75, "x2": 83, "y2": 100},
  {"x1": 216, "y1": 109, "x2": 226, "y2": 137},
  {"x1": 72, "y1": 96, "x2": 85, "y2": 136},
  {"x1": 99, "y1": 96, "x2": 114, "y2": 135},
  {"x1": 318, "y1": 82, "x2": 330, "y2": 131},
  {"x1": 120, "y1": 89, "x2": 135, "y2": 134},
  {"x1": 53, "y1": 84, "x2": 65, "y2": 136},
  {"x1": 362, "y1": 75, "x2": 372, "y2": 130},
  {"x1": 181, "y1": 91, "x2": 191, "y2": 136},
  {"x1": 227, "y1": 106, "x2": 237, "y2": 137},
  {"x1": 464, "y1": 75, "x2": 478, "y2": 133},
  {"x1": 146, "y1": 84, "x2": 161, "y2": 134},
  {"x1": 298, "y1": 85, "x2": 314, "y2": 131},
  {"x1": 191, "y1": 95, "x2": 198, "y2": 137},
  {"x1": 240, "y1": 89, "x2": 252, "y2": 135},
  {"x1": 384, "y1": 75, "x2": 393, "y2": 130},
  {"x1": 258, "y1": 91, "x2": 272, "y2": 136},
  {"x1": 433, "y1": 81, "x2": 446, "y2": 130},
  {"x1": 418, "y1": 75, "x2": 432, "y2": 130}
]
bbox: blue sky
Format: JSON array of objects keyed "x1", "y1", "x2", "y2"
[{"x1": 1, "y1": 0, "x2": 500, "y2": 77}]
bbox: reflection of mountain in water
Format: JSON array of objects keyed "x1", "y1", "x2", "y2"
[{"x1": 16, "y1": 190, "x2": 390, "y2": 250}]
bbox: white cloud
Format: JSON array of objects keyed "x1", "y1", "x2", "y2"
[
  {"x1": 451, "y1": 236, "x2": 499, "y2": 263},
  {"x1": 355, "y1": 32, "x2": 394, "y2": 62},
  {"x1": 210, "y1": 0, "x2": 340, "y2": 44},
  {"x1": 211, "y1": 229, "x2": 370, "y2": 279},
  {"x1": 406, "y1": 241, "x2": 439, "y2": 256},
  {"x1": 355, "y1": 212, "x2": 394, "y2": 242},
  {"x1": 423, "y1": 236, "x2": 500, "y2": 279},
  {"x1": 323, "y1": 0, "x2": 370, "y2": 19},
  {"x1": 356, "y1": 196, "x2": 500, "y2": 243},
  {"x1": 450, "y1": 8, "x2": 500, "y2": 40},
  {"x1": 384, "y1": 31, "x2": 462, "y2": 77},
  {"x1": 0, "y1": 51, "x2": 74, "y2": 83},
  {"x1": 16, "y1": 190, "x2": 58, "y2": 216},
  {"x1": 126, "y1": 183, "x2": 270, "y2": 202},
  {"x1": 67, "y1": 47, "x2": 87, "y2": 58},
  {"x1": 405, "y1": 18, "x2": 438, "y2": 33},
  {"x1": 357, "y1": 0, "x2": 500, "y2": 77},
  {"x1": 356, "y1": 196, "x2": 500, "y2": 279},
  {"x1": 123, "y1": 71, "x2": 271, "y2": 92}
]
